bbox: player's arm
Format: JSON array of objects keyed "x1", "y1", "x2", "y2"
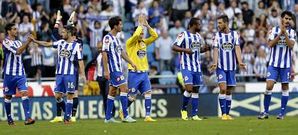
[
  {"x1": 102, "y1": 36, "x2": 111, "y2": 80},
  {"x1": 126, "y1": 26, "x2": 143, "y2": 47},
  {"x1": 200, "y1": 38, "x2": 210, "y2": 53},
  {"x1": 172, "y1": 33, "x2": 193, "y2": 54},
  {"x1": 210, "y1": 33, "x2": 218, "y2": 71},
  {"x1": 121, "y1": 50, "x2": 137, "y2": 70},
  {"x1": 234, "y1": 32, "x2": 246, "y2": 70},
  {"x1": 32, "y1": 39, "x2": 53, "y2": 47},
  {"x1": 283, "y1": 28, "x2": 295, "y2": 48},
  {"x1": 143, "y1": 20, "x2": 158, "y2": 45},
  {"x1": 15, "y1": 37, "x2": 32, "y2": 55},
  {"x1": 126, "y1": 15, "x2": 144, "y2": 47},
  {"x1": 52, "y1": 10, "x2": 63, "y2": 41},
  {"x1": 268, "y1": 27, "x2": 281, "y2": 48}
]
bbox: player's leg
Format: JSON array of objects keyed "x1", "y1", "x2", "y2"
[
  {"x1": 105, "y1": 86, "x2": 120, "y2": 123},
  {"x1": 18, "y1": 76, "x2": 35, "y2": 125},
  {"x1": 127, "y1": 72, "x2": 142, "y2": 109},
  {"x1": 190, "y1": 72, "x2": 203, "y2": 120},
  {"x1": 180, "y1": 69, "x2": 193, "y2": 120},
  {"x1": 71, "y1": 90, "x2": 79, "y2": 122},
  {"x1": 50, "y1": 75, "x2": 65, "y2": 123},
  {"x1": 225, "y1": 70, "x2": 236, "y2": 120},
  {"x1": 216, "y1": 69, "x2": 227, "y2": 119},
  {"x1": 3, "y1": 75, "x2": 16, "y2": 125},
  {"x1": 98, "y1": 76, "x2": 115, "y2": 117},
  {"x1": 63, "y1": 75, "x2": 76, "y2": 123},
  {"x1": 71, "y1": 74, "x2": 79, "y2": 122},
  {"x1": 119, "y1": 83, "x2": 136, "y2": 122},
  {"x1": 277, "y1": 68, "x2": 291, "y2": 119},
  {"x1": 258, "y1": 66, "x2": 277, "y2": 119},
  {"x1": 140, "y1": 73, "x2": 156, "y2": 122}
]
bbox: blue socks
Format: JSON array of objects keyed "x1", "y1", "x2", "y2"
[
  {"x1": 263, "y1": 90, "x2": 272, "y2": 114},
  {"x1": 56, "y1": 98, "x2": 65, "y2": 116},
  {"x1": 181, "y1": 91, "x2": 191, "y2": 110},
  {"x1": 22, "y1": 96, "x2": 31, "y2": 120},
  {"x1": 120, "y1": 92, "x2": 129, "y2": 118},
  {"x1": 4, "y1": 98, "x2": 12, "y2": 121},
  {"x1": 145, "y1": 95, "x2": 152, "y2": 116},
  {"x1": 218, "y1": 94, "x2": 226, "y2": 115},
  {"x1": 280, "y1": 90, "x2": 289, "y2": 115},
  {"x1": 105, "y1": 95, "x2": 115, "y2": 120},
  {"x1": 226, "y1": 95, "x2": 232, "y2": 115},
  {"x1": 65, "y1": 99, "x2": 73, "y2": 120},
  {"x1": 191, "y1": 93, "x2": 199, "y2": 116}
]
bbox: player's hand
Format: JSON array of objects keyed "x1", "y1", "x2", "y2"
[
  {"x1": 184, "y1": 48, "x2": 193, "y2": 54},
  {"x1": 56, "y1": 10, "x2": 62, "y2": 22},
  {"x1": 280, "y1": 25, "x2": 286, "y2": 35},
  {"x1": 210, "y1": 63, "x2": 217, "y2": 72},
  {"x1": 239, "y1": 63, "x2": 246, "y2": 70},
  {"x1": 104, "y1": 72, "x2": 110, "y2": 80},
  {"x1": 131, "y1": 63, "x2": 138, "y2": 70},
  {"x1": 143, "y1": 17, "x2": 149, "y2": 27},
  {"x1": 80, "y1": 75, "x2": 87, "y2": 84},
  {"x1": 67, "y1": 11, "x2": 76, "y2": 26}
]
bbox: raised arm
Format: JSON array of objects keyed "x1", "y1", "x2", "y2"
[
  {"x1": 143, "y1": 20, "x2": 158, "y2": 45},
  {"x1": 126, "y1": 15, "x2": 145, "y2": 46}
]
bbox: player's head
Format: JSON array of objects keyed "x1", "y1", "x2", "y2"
[
  {"x1": 108, "y1": 16, "x2": 122, "y2": 32},
  {"x1": 61, "y1": 25, "x2": 77, "y2": 39},
  {"x1": 5, "y1": 23, "x2": 18, "y2": 37},
  {"x1": 281, "y1": 11, "x2": 293, "y2": 27},
  {"x1": 188, "y1": 17, "x2": 201, "y2": 32},
  {"x1": 217, "y1": 15, "x2": 229, "y2": 32}
]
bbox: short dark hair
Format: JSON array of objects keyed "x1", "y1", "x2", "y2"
[
  {"x1": 281, "y1": 10, "x2": 293, "y2": 18},
  {"x1": 64, "y1": 25, "x2": 77, "y2": 36},
  {"x1": 217, "y1": 15, "x2": 229, "y2": 23},
  {"x1": 188, "y1": 17, "x2": 200, "y2": 28},
  {"x1": 5, "y1": 23, "x2": 16, "y2": 33},
  {"x1": 108, "y1": 16, "x2": 122, "y2": 30}
]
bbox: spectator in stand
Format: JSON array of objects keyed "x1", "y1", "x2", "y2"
[
  {"x1": 241, "y1": 1, "x2": 254, "y2": 26},
  {"x1": 132, "y1": 1, "x2": 148, "y2": 25},
  {"x1": 240, "y1": 44, "x2": 254, "y2": 82},
  {"x1": 148, "y1": 0, "x2": 165, "y2": 27},
  {"x1": 267, "y1": 9, "x2": 280, "y2": 29},
  {"x1": 19, "y1": 15, "x2": 34, "y2": 43},
  {"x1": 29, "y1": 44, "x2": 43, "y2": 83},
  {"x1": 171, "y1": 0, "x2": 188, "y2": 21},
  {"x1": 155, "y1": 29, "x2": 173, "y2": 71},
  {"x1": 255, "y1": 1, "x2": 267, "y2": 18},
  {"x1": 88, "y1": 21, "x2": 104, "y2": 57},
  {"x1": 16, "y1": 0, "x2": 32, "y2": 14},
  {"x1": 244, "y1": 24, "x2": 255, "y2": 42},
  {"x1": 32, "y1": 3, "x2": 49, "y2": 31},
  {"x1": 168, "y1": 20, "x2": 185, "y2": 40},
  {"x1": 194, "y1": 2, "x2": 213, "y2": 33},
  {"x1": 254, "y1": 48, "x2": 267, "y2": 82},
  {"x1": 1, "y1": 0, "x2": 18, "y2": 23},
  {"x1": 224, "y1": 0, "x2": 242, "y2": 22},
  {"x1": 182, "y1": 11, "x2": 192, "y2": 29},
  {"x1": 63, "y1": 0, "x2": 74, "y2": 15}
]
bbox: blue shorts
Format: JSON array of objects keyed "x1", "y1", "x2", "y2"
[
  {"x1": 216, "y1": 68, "x2": 236, "y2": 86},
  {"x1": 110, "y1": 72, "x2": 126, "y2": 87},
  {"x1": 3, "y1": 75, "x2": 28, "y2": 95},
  {"x1": 267, "y1": 66, "x2": 290, "y2": 83},
  {"x1": 128, "y1": 72, "x2": 151, "y2": 94},
  {"x1": 54, "y1": 75, "x2": 77, "y2": 94},
  {"x1": 181, "y1": 69, "x2": 203, "y2": 86}
]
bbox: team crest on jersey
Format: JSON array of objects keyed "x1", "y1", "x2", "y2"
[
  {"x1": 104, "y1": 38, "x2": 110, "y2": 44},
  {"x1": 117, "y1": 75, "x2": 125, "y2": 81},
  {"x1": 218, "y1": 74, "x2": 223, "y2": 79},
  {"x1": 178, "y1": 33, "x2": 183, "y2": 39},
  {"x1": 191, "y1": 41, "x2": 201, "y2": 50},
  {"x1": 59, "y1": 48, "x2": 71, "y2": 58},
  {"x1": 221, "y1": 42, "x2": 234, "y2": 51},
  {"x1": 277, "y1": 36, "x2": 286, "y2": 45},
  {"x1": 137, "y1": 50, "x2": 146, "y2": 58}
]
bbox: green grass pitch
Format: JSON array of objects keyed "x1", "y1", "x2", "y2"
[{"x1": 1, "y1": 117, "x2": 298, "y2": 135}]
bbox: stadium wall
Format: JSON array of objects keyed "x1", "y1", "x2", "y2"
[{"x1": 0, "y1": 93, "x2": 298, "y2": 120}]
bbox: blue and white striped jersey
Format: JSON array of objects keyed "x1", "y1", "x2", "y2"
[
  {"x1": 2, "y1": 38, "x2": 26, "y2": 76},
  {"x1": 213, "y1": 30, "x2": 239, "y2": 71},
  {"x1": 174, "y1": 31, "x2": 204, "y2": 72},
  {"x1": 268, "y1": 26, "x2": 296, "y2": 68},
  {"x1": 102, "y1": 33, "x2": 123, "y2": 72},
  {"x1": 53, "y1": 39, "x2": 82, "y2": 75},
  {"x1": 254, "y1": 57, "x2": 267, "y2": 77}
]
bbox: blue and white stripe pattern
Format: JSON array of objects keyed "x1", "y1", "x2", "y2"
[
  {"x1": 268, "y1": 26, "x2": 296, "y2": 68},
  {"x1": 174, "y1": 31, "x2": 204, "y2": 72},
  {"x1": 254, "y1": 57, "x2": 267, "y2": 76},
  {"x1": 102, "y1": 33, "x2": 123, "y2": 72},
  {"x1": 53, "y1": 39, "x2": 82, "y2": 75},
  {"x1": 2, "y1": 38, "x2": 25, "y2": 76},
  {"x1": 213, "y1": 30, "x2": 239, "y2": 71}
]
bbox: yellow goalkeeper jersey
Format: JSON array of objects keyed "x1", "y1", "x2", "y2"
[{"x1": 126, "y1": 26, "x2": 158, "y2": 71}]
